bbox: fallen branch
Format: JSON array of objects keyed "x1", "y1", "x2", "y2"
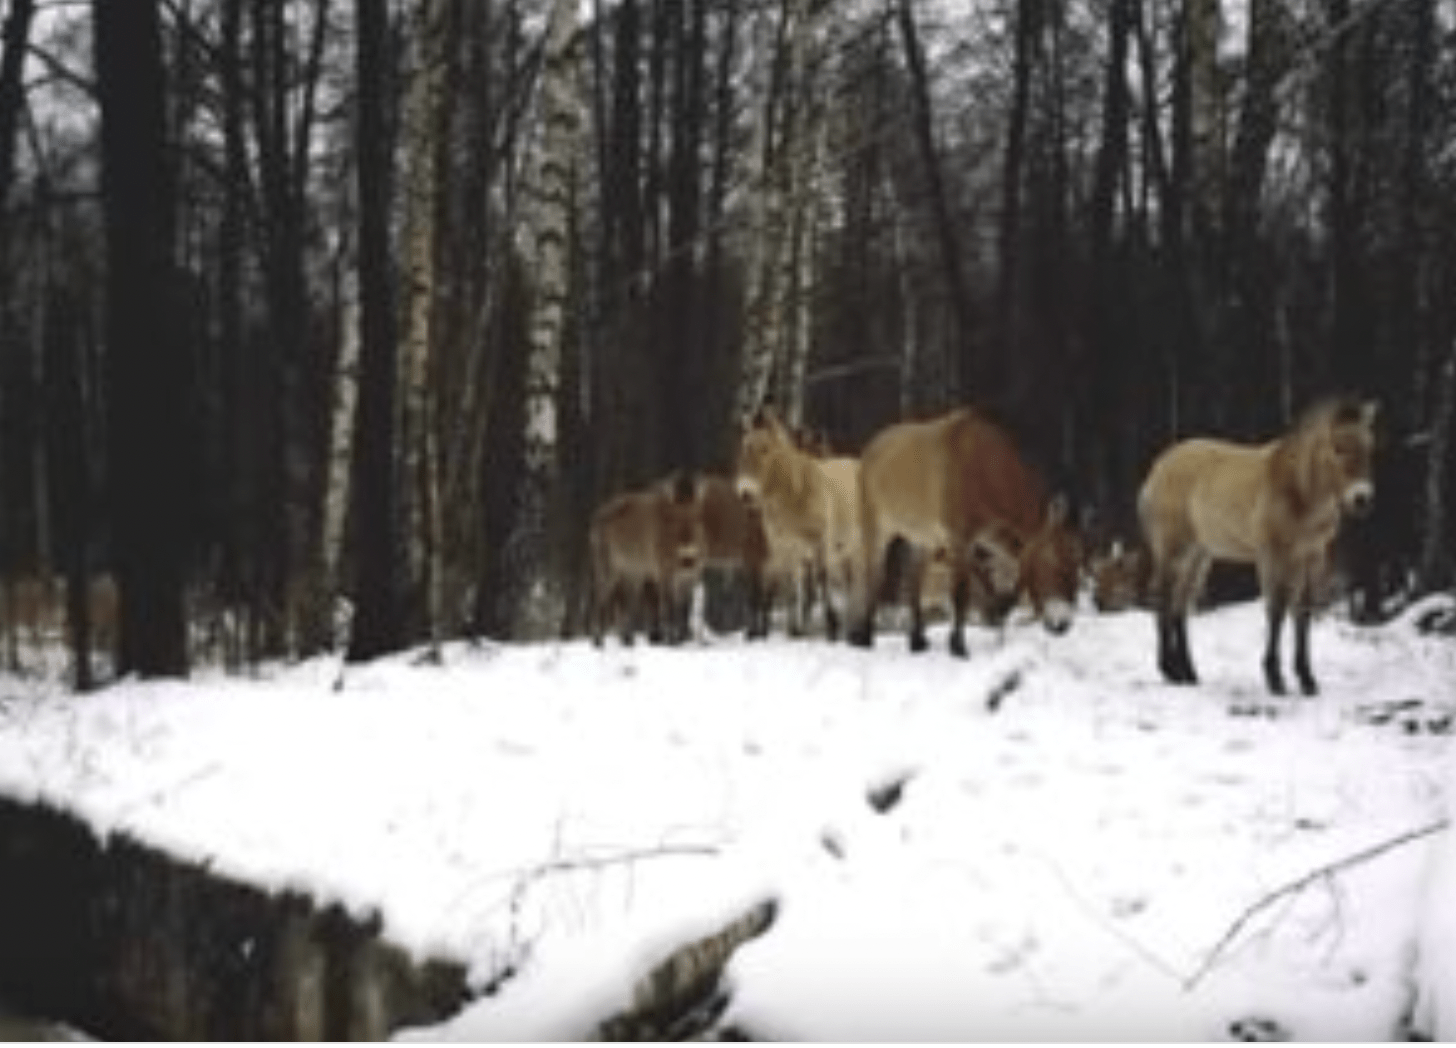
[{"x1": 1184, "y1": 818, "x2": 1450, "y2": 991}]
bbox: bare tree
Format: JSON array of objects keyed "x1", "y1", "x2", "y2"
[
  {"x1": 94, "y1": 0, "x2": 189, "y2": 676},
  {"x1": 502, "y1": 0, "x2": 583, "y2": 639},
  {"x1": 347, "y1": 0, "x2": 403, "y2": 663}
]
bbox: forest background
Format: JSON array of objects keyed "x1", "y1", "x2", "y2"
[{"x1": 1, "y1": 0, "x2": 1454, "y2": 682}]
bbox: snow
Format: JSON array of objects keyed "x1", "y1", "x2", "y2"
[{"x1": 0, "y1": 596, "x2": 1452, "y2": 1040}]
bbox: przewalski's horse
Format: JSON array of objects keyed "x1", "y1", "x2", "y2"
[
  {"x1": 1088, "y1": 540, "x2": 1151, "y2": 613},
  {"x1": 735, "y1": 409, "x2": 860, "y2": 638},
  {"x1": 694, "y1": 474, "x2": 795, "y2": 638},
  {"x1": 588, "y1": 472, "x2": 703, "y2": 646},
  {"x1": 1138, "y1": 397, "x2": 1378, "y2": 695},
  {"x1": 847, "y1": 407, "x2": 1081, "y2": 656}
]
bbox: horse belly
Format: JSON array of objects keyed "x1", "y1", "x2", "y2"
[{"x1": 1188, "y1": 500, "x2": 1258, "y2": 563}]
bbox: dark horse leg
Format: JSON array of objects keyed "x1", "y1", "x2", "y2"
[
  {"x1": 1154, "y1": 554, "x2": 1198, "y2": 684},
  {"x1": 1292, "y1": 605, "x2": 1317, "y2": 695},
  {"x1": 1261, "y1": 558, "x2": 1300, "y2": 696},
  {"x1": 847, "y1": 534, "x2": 881, "y2": 650},
  {"x1": 1291, "y1": 560, "x2": 1320, "y2": 695},
  {"x1": 906, "y1": 546, "x2": 932, "y2": 654},
  {"x1": 1261, "y1": 588, "x2": 1289, "y2": 696},
  {"x1": 948, "y1": 555, "x2": 972, "y2": 659}
]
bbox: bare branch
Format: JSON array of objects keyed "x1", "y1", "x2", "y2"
[{"x1": 1185, "y1": 819, "x2": 1449, "y2": 991}]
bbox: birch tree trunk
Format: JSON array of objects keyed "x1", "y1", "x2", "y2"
[
  {"x1": 504, "y1": 0, "x2": 582, "y2": 640},
  {"x1": 737, "y1": 0, "x2": 816, "y2": 426},
  {"x1": 319, "y1": 260, "x2": 360, "y2": 652},
  {"x1": 399, "y1": 0, "x2": 452, "y2": 652}
]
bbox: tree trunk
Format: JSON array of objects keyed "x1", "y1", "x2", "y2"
[
  {"x1": 0, "y1": 0, "x2": 35, "y2": 243},
  {"x1": 94, "y1": 0, "x2": 189, "y2": 677},
  {"x1": 399, "y1": 0, "x2": 453, "y2": 652},
  {"x1": 894, "y1": 0, "x2": 971, "y2": 402},
  {"x1": 503, "y1": 0, "x2": 582, "y2": 640},
  {"x1": 1419, "y1": 342, "x2": 1455, "y2": 592},
  {"x1": 736, "y1": 0, "x2": 794, "y2": 424},
  {"x1": 346, "y1": 0, "x2": 404, "y2": 663}
]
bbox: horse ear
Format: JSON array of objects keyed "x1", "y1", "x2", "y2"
[
  {"x1": 1361, "y1": 400, "x2": 1379, "y2": 429},
  {"x1": 1046, "y1": 494, "x2": 1070, "y2": 527}
]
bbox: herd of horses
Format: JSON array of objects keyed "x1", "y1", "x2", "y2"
[{"x1": 587, "y1": 396, "x2": 1380, "y2": 697}]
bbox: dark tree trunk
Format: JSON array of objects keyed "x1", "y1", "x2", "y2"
[
  {"x1": 94, "y1": 0, "x2": 189, "y2": 677},
  {"x1": 895, "y1": 0, "x2": 971, "y2": 402},
  {"x1": 347, "y1": 0, "x2": 403, "y2": 663},
  {"x1": 0, "y1": 0, "x2": 35, "y2": 227}
]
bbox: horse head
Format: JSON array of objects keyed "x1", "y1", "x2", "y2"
[
  {"x1": 972, "y1": 496, "x2": 1080, "y2": 635},
  {"x1": 1324, "y1": 399, "x2": 1378, "y2": 518},
  {"x1": 735, "y1": 407, "x2": 793, "y2": 506}
]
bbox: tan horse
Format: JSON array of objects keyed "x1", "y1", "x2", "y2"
[
  {"x1": 1138, "y1": 398, "x2": 1378, "y2": 695},
  {"x1": 587, "y1": 473, "x2": 703, "y2": 646},
  {"x1": 735, "y1": 410, "x2": 860, "y2": 638},
  {"x1": 848, "y1": 407, "x2": 1081, "y2": 656}
]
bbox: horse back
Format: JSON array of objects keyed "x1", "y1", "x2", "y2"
[
  {"x1": 591, "y1": 482, "x2": 700, "y2": 583},
  {"x1": 697, "y1": 474, "x2": 769, "y2": 569},
  {"x1": 861, "y1": 408, "x2": 1048, "y2": 546},
  {"x1": 1140, "y1": 437, "x2": 1272, "y2": 561},
  {"x1": 941, "y1": 410, "x2": 1048, "y2": 537}
]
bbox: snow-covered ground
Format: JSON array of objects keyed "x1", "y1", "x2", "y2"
[{"x1": 0, "y1": 596, "x2": 1451, "y2": 1041}]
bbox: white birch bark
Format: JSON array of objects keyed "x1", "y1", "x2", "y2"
[
  {"x1": 399, "y1": 0, "x2": 451, "y2": 649},
  {"x1": 505, "y1": 0, "x2": 582, "y2": 639},
  {"x1": 319, "y1": 259, "x2": 360, "y2": 649}
]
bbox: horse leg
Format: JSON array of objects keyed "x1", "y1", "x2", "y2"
[
  {"x1": 618, "y1": 583, "x2": 636, "y2": 646},
  {"x1": 746, "y1": 568, "x2": 767, "y2": 640},
  {"x1": 1292, "y1": 605, "x2": 1316, "y2": 695},
  {"x1": 818, "y1": 555, "x2": 841, "y2": 641},
  {"x1": 1153, "y1": 553, "x2": 1190, "y2": 684},
  {"x1": 948, "y1": 557, "x2": 972, "y2": 659},
  {"x1": 1172, "y1": 551, "x2": 1208, "y2": 684},
  {"x1": 848, "y1": 530, "x2": 882, "y2": 650},
  {"x1": 1259, "y1": 561, "x2": 1291, "y2": 696},
  {"x1": 904, "y1": 547, "x2": 931, "y2": 653},
  {"x1": 1292, "y1": 558, "x2": 1319, "y2": 696},
  {"x1": 789, "y1": 563, "x2": 813, "y2": 638}
]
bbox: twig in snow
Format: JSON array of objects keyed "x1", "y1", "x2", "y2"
[
  {"x1": 1037, "y1": 853, "x2": 1188, "y2": 985},
  {"x1": 1184, "y1": 819, "x2": 1450, "y2": 991}
]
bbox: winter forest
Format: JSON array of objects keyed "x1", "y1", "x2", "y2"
[{"x1": 1, "y1": 0, "x2": 1455, "y2": 682}]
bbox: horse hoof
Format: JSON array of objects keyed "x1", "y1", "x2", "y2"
[
  {"x1": 847, "y1": 625, "x2": 873, "y2": 649},
  {"x1": 949, "y1": 634, "x2": 968, "y2": 659},
  {"x1": 909, "y1": 631, "x2": 929, "y2": 654},
  {"x1": 1159, "y1": 657, "x2": 1192, "y2": 685}
]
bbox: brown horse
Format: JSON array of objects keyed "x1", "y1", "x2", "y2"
[
  {"x1": 587, "y1": 473, "x2": 703, "y2": 646},
  {"x1": 735, "y1": 409, "x2": 860, "y2": 638},
  {"x1": 693, "y1": 474, "x2": 798, "y2": 638},
  {"x1": 847, "y1": 407, "x2": 1081, "y2": 656},
  {"x1": 1138, "y1": 398, "x2": 1378, "y2": 695}
]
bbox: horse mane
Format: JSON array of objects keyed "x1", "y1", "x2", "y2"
[
  {"x1": 1274, "y1": 395, "x2": 1370, "y2": 510},
  {"x1": 1292, "y1": 394, "x2": 1367, "y2": 434}
]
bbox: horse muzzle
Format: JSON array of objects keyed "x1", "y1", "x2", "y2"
[
  {"x1": 1041, "y1": 599, "x2": 1074, "y2": 636},
  {"x1": 1344, "y1": 482, "x2": 1374, "y2": 518}
]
